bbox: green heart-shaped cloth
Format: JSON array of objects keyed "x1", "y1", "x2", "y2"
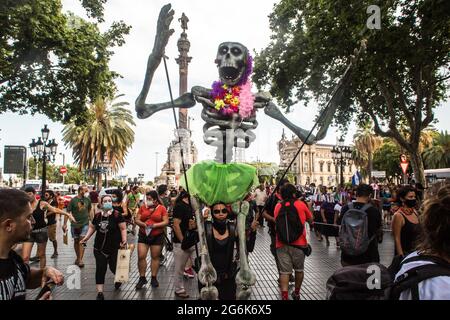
[{"x1": 180, "y1": 160, "x2": 259, "y2": 206}]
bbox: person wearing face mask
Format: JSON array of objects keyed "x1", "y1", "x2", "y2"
[
  {"x1": 381, "y1": 187, "x2": 393, "y2": 226},
  {"x1": 80, "y1": 195, "x2": 127, "y2": 300},
  {"x1": 112, "y1": 189, "x2": 136, "y2": 257},
  {"x1": 135, "y1": 191, "x2": 169, "y2": 289},
  {"x1": 64, "y1": 186, "x2": 92, "y2": 268},
  {"x1": 198, "y1": 202, "x2": 238, "y2": 300},
  {"x1": 392, "y1": 186, "x2": 421, "y2": 258},
  {"x1": 172, "y1": 190, "x2": 197, "y2": 298}
]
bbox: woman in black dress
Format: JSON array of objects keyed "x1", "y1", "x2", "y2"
[
  {"x1": 199, "y1": 202, "x2": 238, "y2": 300},
  {"x1": 80, "y1": 195, "x2": 127, "y2": 300}
]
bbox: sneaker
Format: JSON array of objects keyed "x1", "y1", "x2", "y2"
[
  {"x1": 150, "y1": 277, "x2": 159, "y2": 288},
  {"x1": 96, "y1": 292, "x2": 105, "y2": 300},
  {"x1": 183, "y1": 268, "x2": 195, "y2": 279},
  {"x1": 51, "y1": 253, "x2": 58, "y2": 259},
  {"x1": 30, "y1": 256, "x2": 40, "y2": 262},
  {"x1": 114, "y1": 282, "x2": 122, "y2": 290},
  {"x1": 291, "y1": 292, "x2": 301, "y2": 300},
  {"x1": 135, "y1": 277, "x2": 147, "y2": 290}
]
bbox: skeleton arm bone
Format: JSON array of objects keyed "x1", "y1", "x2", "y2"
[{"x1": 264, "y1": 102, "x2": 316, "y2": 145}]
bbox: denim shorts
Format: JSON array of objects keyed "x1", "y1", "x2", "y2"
[{"x1": 71, "y1": 224, "x2": 89, "y2": 240}]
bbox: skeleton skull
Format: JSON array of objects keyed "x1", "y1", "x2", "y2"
[{"x1": 215, "y1": 42, "x2": 248, "y2": 86}]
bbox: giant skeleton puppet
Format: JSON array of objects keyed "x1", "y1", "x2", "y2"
[{"x1": 136, "y1": 4, "x2": 364, "y2": 300}]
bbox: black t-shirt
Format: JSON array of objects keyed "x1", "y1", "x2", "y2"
[
  {"x1": 339, "y1": 202, "x2": 382, "y2": 265},
  {"x1": 245, "y1": 200, "x2": 257, "y2": 230},
  {"x1": 172, "y1": 201, "x2": 193, "y2": 243},
  {"x1": 32, "y1": 200, "x2": 47, "y2": 230},
  {"x1": 92, "y1": 210, "x2": 125, "y2": 254},
  {"x1": 265, "y1": 193, "x2": 282, "y2": 235},
  {"x1": 0, "y1": 250, "x2": 30, "y2": 300},
  {"x1": 47, "y1": 199, "x2": 58, "y2": 226}
]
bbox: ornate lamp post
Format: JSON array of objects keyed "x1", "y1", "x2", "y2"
[
  {"x1": 29, "y1": 125, "x2": 58, "y2": 195},
  {"x1": 331, "y1": 137, "x2": 352, "y2": 188}
]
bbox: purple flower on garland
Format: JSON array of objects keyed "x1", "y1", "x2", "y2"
[
  {"x1": 237, "y1": 54, "x2": 253, "y2": 86},
  {"x1": 211, "y1": 81, "x2": 225, "y2": 99}
]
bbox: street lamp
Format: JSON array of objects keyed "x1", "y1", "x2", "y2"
[
  {"x1": 29, "y1": 125, "x2": 58, "y2": 195},
  {"x1": 332, "y1": 137, "x2": 352, "y2": 188}
]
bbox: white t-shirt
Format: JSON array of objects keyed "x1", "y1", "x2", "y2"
[
  {"x1": 395, "y1": 251, "x2": 450, "y2": 300},
  {"x1": 254, "y1": 189, "x2": 267, "y2": 206}
]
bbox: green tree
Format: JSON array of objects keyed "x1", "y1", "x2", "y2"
[
  {"x1": 373, "y1": 139, "x2": 405, "y2": 183},
  {"x1": 254, "y1": 0, "x2": 450, "y2": 186},
  {"x1": 0, "y1": 0, "x2": 131, "y2": 125},
  {"x1": 62, "y1": 94, "x2": 135, "y2": 188},
  {"x1": 422, "y1": 131, "x2": 450, "y2": 169}
]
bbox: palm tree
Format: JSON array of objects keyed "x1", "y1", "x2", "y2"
[
  {"x1": 351, "y1": 147, "x2": 369, "y2": 178},
  {"x1": 63, "y1": 94, "x2": 135, "y2": 188},
  {"x1": 422, "y1": 131, "x2": 450, "y2": 169},
  {"x1": 353, "y1": 121, "x2": 383, "y2": 181}
]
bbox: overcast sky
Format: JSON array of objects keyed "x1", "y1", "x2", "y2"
[{"x1": 1, "y1": 0, "x2": 449, "y2": 182}]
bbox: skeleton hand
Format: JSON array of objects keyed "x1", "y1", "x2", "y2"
[
  {"x1": 152, "y1": 4, "x2": 175, "y2": 58},
  {"x1": 236, "y1": 269, "x2": 256, "y2": 287},
  {"x1": 200, "y1": 285, "x2": 219, "y2": 300}
]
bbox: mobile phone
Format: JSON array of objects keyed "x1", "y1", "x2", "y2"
[{"x1": 35, "y1": 280, "x2": 56, "y2": 300}]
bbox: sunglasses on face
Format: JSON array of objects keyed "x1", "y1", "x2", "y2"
[{"x1": 213, "y1": 208, "x2": 229, "y2": 215}]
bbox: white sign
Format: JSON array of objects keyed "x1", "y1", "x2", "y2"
[{"x1": 371, "y1": 171, "x2": 386, "y2": 178}]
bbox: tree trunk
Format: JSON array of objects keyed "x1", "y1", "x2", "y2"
[
  {"x1": 97, "y1": 173, "x2": 103, "y2": 191},
  {"x1": 367, "y1": 152, "x2": 373, "y2": 182},
  {"x1": 409, "y1": 152, "x2": 426, "y2": 186}
]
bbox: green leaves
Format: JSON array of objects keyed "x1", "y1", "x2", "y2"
[
  {"x1": 62, "y1": 94, "x2": 135, "y2": 175},
  {"x1": 0, "y1": 0, "x2": 130, "y2": 125}
]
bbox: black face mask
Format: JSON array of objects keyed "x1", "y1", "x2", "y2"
[
  {"x1": 212, "y1": 218, "x2": 227, "y2": 235},
  {"x1": 405, "y1": 199, "x2": 417, "y2": 208}
]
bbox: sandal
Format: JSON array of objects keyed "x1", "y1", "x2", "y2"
[{"x1": 175, "y1": 290, "x2": 189, "y2": 299}]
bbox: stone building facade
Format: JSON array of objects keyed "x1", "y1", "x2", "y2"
[{"x1": 278, "y1": 130, "x2": 353, "y2": 187}]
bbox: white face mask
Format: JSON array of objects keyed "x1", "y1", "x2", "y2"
[{"x1": 147, "y1": 200, "x2": 154, "y2": 206}]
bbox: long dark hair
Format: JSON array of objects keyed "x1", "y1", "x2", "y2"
[
  {"x1": 146, "y1": 190, "x2": 162, "y2": 205},
  {"x1": 416, "y1": 185, "x2": 450, "y2": 260},
  {"x1": 175, "y1": 190, "x2": 189, "y2": 205},
  {"x1": 396, "y1": 186, "x2": 416, "y2": 205}
]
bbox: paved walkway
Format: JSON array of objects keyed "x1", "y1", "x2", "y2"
[{"x1": 27, "y1": 220, "x2": 395, "y2": 300}]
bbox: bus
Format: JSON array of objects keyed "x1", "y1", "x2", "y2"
[{"x1": 424, "y1": 168, "x2": 450, "y2": 184}]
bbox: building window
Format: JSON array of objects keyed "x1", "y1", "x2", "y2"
[
  {"x1": 320, "y1": 162, "x2": 324, "y2": 172},
  {"x1": 327, "y1": 163, "x2": 331, "y2": 172},
  {"x1": 320, "y1": 176, "x2": 324, "y2": 184}
]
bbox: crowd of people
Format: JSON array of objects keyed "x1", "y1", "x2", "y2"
[{"x1": 0, "y1": 178, "x2": 449, "y2": 300}]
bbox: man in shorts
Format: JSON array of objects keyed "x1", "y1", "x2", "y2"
[{"x1": 63, "y1": 186, "x2": 91, "y2": 268}]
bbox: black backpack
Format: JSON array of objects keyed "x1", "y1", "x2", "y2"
[
  {"x1": 326, "y1": 255, "x2": 450, "y2": 300},
  {"x1": 389, "y1": 255, "x2": 450, "y2": 300},
  {"x1": 326, "y1": 263, "x2": 392, "y2": 300},
  {"x1": 275, "y1": 200, "x2": 304, "y2": 245}
]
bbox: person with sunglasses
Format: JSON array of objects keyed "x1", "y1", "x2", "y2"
[
  {"x1": 199, "y1": 202, "x2": 238, "y2": 300},
  {"x1": 80, "y1": 195, "x2": 127, "y2": 300},
  {"x1": 135, "y1": 191, "x2": 169, "y2": 289}
]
